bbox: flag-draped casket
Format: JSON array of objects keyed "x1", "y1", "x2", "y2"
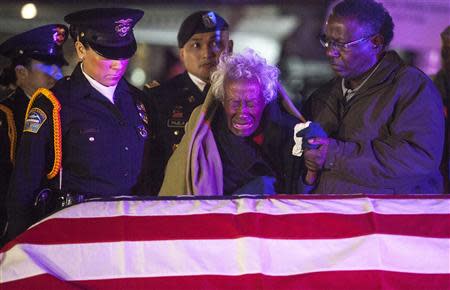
[{"x1": 1, "y1": 195, "x2": 449, "y2": 289}]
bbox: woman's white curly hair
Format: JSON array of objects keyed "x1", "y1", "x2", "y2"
[{"x1": 210, "y1": 48, "x2": 279, "y2": 104}]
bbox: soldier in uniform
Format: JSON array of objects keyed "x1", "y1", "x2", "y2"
[
  {"x1": 144, "y1": 10, "x2": 233, "y2": 191},
  {"x1": 0, "y1": 24, "x2": 68, "y2": 241},
  {"x1": 6, "y1": 8, "x2": 152, "y2": 240}
]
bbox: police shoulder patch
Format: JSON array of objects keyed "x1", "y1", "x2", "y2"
[
  {"x1": 24, "y1": 107, "x2": 47, "y2": 133},
  {"x1": 144, "y1": 80, "x2": 160, "y2": 89}
]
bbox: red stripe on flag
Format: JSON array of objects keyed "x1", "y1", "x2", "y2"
[
  {"x1": 2, "y1": 274, "x2": 82, "y2": 290},
  {"x1": 3, "y1": 271, "x2": 449, "y2": 290},
  {"x1": 3, "y1": 212, "x2": 448, "y2": 250}
]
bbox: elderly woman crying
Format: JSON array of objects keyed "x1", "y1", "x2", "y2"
[{"x1": 159, "y1": 49, "x2": 324, "y2": 196}]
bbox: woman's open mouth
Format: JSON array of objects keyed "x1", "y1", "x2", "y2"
[{"x1": 232, "y1": 117, "x2": 253, "y2": 130}]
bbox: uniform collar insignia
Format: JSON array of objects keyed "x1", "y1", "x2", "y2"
[{"x1": 144, "y1": 80, "x2": 160, "y2": 89}]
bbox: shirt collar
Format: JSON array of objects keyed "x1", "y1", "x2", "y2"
[
  {"x1": 187, "y1": 72, "x2": 207, "y2": 92},
  {"x1": 81, "y1": 63, "x2": 117, "y2": 103},
  {"x1": 341, "y1": 60, "x2": 382, "y2": 102}
]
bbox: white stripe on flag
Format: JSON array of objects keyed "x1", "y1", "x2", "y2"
[
  {"x1": 40, "y1": 197, "x2": 450, "y2": 222},
  {"x1": 2, "y1": 234, "x2": 449, "y2": 283}
]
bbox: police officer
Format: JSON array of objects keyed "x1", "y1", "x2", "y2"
[
  {"x1": 6, "y1": 8, "x2": 152, "y2": 240},
  {"x1": 144, "y1": 10, "x2": 233, "y2": 191},
  {"x1": 0, "y1": 24, "x2": 68, "y2": 240}
]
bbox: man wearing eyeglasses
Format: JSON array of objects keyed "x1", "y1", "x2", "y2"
[{"x1": 304, "y1": 0, "x2": 445, "y2": 194}]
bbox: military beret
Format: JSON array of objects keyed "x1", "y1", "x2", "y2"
[
  {"x1": 64, "y1": 8, "x2": 144, "y2": 60},
  {"x1": 177, "y1": 11, "x2": 229, "y2": 48},
  {"x1": 0, "y1": 24, "x2": 68, "y2": 66}
]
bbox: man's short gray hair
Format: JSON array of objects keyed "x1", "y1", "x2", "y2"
[{"x1": 210, "y1": 48, "x2": 279, "y2": 104}]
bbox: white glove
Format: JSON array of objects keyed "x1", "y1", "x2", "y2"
[{"x1": 292, "y1": 121, "x2": 311, "y2": 157}]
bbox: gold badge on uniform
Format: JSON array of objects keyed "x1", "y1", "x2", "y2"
[{"x1": 188, "y1": 95, "x2": 195, "y2": 103}]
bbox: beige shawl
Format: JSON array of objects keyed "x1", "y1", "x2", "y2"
[{"x1": 159, "y1": 83, "x2": 304, "y2": 196}]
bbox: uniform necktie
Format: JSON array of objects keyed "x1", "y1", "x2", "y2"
[{"x1": 203, "y1": 83, "x2": 211, "y2": 96}]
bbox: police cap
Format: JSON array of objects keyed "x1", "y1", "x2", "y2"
[
  {"x1": 64, "y1": 8, "x2": 144, "y2": 60},
  {"x1": 0, "y1": 24, "x2": 68, "y2": 66},
  {"x1": 177, "y1": 11, "x2": 229, "y2": 48}
]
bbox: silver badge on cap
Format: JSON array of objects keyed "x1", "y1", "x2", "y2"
[
  {"x1": 115, "y1": 18, "x2": 133, "y2": 37},
  {"x1": 202, "y1": 12, "x2": 217, "y2": 28}
]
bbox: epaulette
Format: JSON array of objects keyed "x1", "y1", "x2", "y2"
[
  {"x1": 25, "y1": 88, "x2": 62, "y2": 180},
  {"x1": 144, "y1": 80, "x2": 160, "y2": 89},
  {"x1": 0, "y1": 104, "x2": 17, "y2": 164}
]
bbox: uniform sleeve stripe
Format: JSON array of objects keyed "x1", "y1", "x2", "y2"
[
  {"x1": 0, "y1": 104, "x2": 17, "y2": 164},
  {"x1": 26, "y1": 88, "x2": 62, "y2": 179}
]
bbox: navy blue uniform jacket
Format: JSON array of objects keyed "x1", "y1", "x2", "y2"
[
  {"x1": 7, "y1": 64, "x2": 153, "y2": 238},
  {"x1": 0, "y1": 88, "x2": 29, "y2": 237}
]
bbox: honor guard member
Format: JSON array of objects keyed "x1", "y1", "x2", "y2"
[
  {"x1": 6, "y1": 8, "x2": 152, "y2": 240},
  {"x1": 0, "y1": 24, "x2": 68, "y2": 241},
  {"x1": 144, "y1": 10, "x2": 233, "y2": 191}
]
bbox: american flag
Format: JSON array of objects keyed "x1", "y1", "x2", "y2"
[{"x1": 1, "y1": 195, "x2": 449, "y2": 289}]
